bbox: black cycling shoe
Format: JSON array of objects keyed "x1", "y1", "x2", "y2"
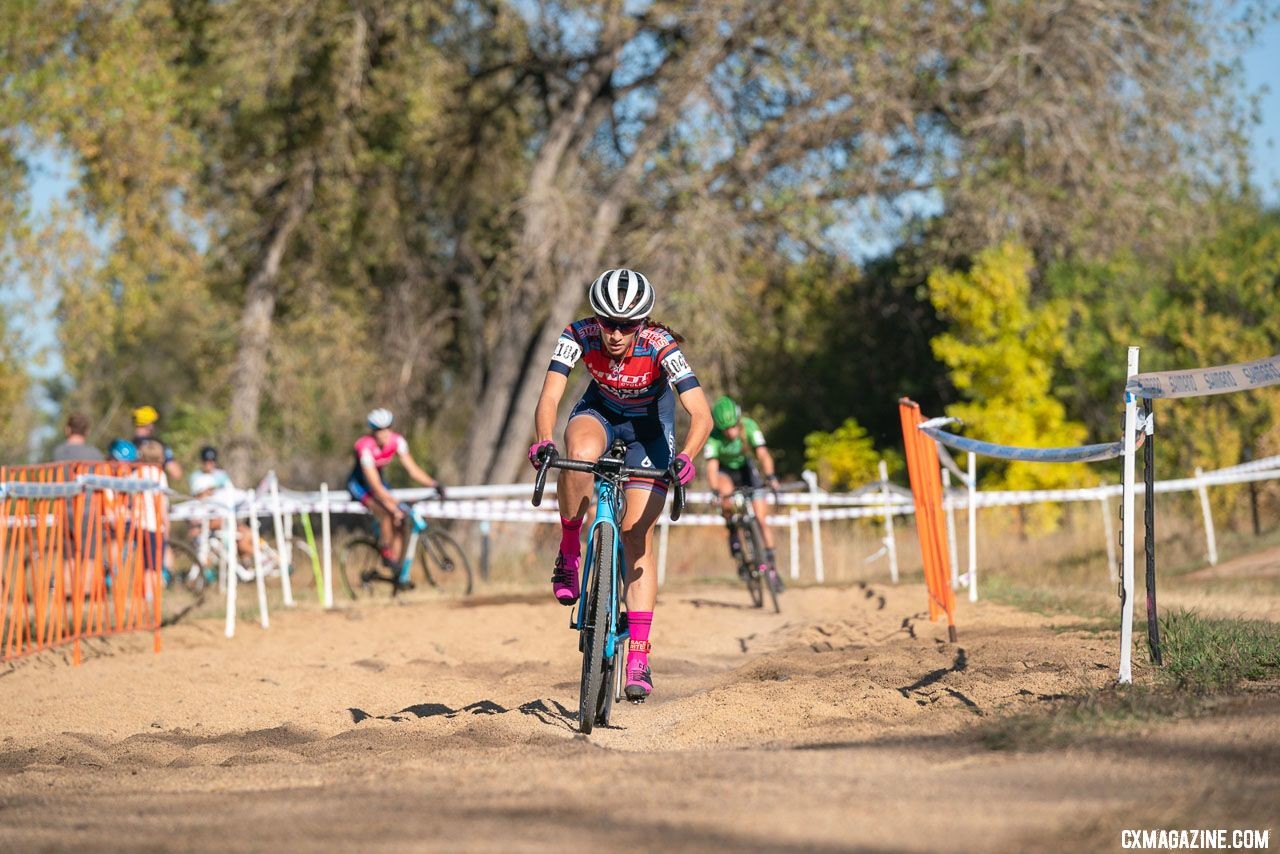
[{"x1": 624, "y1": 665, "x2": 653, "y2": 703}]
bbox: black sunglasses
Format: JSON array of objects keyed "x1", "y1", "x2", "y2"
[{"x1": 596, "y1": 316, "x2": 644, "y2": 333}]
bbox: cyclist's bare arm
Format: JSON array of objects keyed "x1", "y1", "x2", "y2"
[
  {"x1": 675, "y1": 385, "x2": 712, "y2": 461},
  {"x1": 534, "y1": 370, "x2": 569, "y2": 443},
  {"x1": 754, "y1": 444, "x2": 777, "y2": 479},
  {"x1": 398, "y1": 452, "x2": 439, "y2": 490},
  {"x1": 360, "y1": 457, "x2": 402, "y2": 517}
]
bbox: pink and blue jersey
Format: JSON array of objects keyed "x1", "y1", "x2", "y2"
[
  {"x1": 347, "y1": 432, "x2": 408, "y2": 503},
  {"x1": 548, "y1": 318, "x2": 699, "y2": 416}
]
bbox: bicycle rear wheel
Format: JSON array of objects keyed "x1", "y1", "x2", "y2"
[
  {"x1": 578, "y1": 525, "x2": 615, "y2": 734},
  {"x1": 748, "y1": 518, "x2": 780, "y2": 614},
  {"x1": 419, "y1": 528, "x2": 473, "y2": 597},
  {"x1": 340, "y1": 537, "x2": 383, "y2": 600}
]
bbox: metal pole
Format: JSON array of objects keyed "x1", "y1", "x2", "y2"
[
  {"x1": 802, "y1": 470, "x2": 825, "y2": 584},
  {"x1": 878, "y1": 460, "x2": 898, "y2": 584},
  {"x1": 479, "y1": 519, "x2": 491, "y2": 582},
  {"x1": 1143, "y1": 398, "x2": 1161, "y2": 666},
  {"x1": 1118, "y1": 345, "x2": 1140, "y2": 685},
  {"x1": 967, "y1": 451, "x2": 977, "y2": 602},
  {"x1": 320, "y1": 483, "x2": 334, "y2": 608},
  {"x1": 1195, "y1": 466, "x2": 1218, "y2": 566}
]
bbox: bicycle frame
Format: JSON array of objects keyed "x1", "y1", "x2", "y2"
[
  {"x1": 572, "y1": 475, "x2": 628, "y2": 665},
  {"x1": 395, "y1": 506, "x2": 429, "y2": 586}
]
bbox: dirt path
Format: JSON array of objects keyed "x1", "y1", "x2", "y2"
[{"x1": 1, "y1": 581, "x2": 1275, "y2": 851}]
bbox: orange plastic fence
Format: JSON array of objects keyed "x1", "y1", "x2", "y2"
[
  {"x1": 898, "y1": 399, "x2": 958, "y2": 641},
  {"x1": 1, "y1": 461, "x2": 165, "y2": 663}
]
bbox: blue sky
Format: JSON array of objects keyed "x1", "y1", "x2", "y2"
[{"x1": 1246, "y1": 16, "x2": 1280, "y2": 202}]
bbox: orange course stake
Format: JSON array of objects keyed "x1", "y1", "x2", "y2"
[{"x1": 898, "y1": 399, "x2": 958, "y2": 641}]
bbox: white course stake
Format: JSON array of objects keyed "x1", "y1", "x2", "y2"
[
  {"x1": 1118, "y1": 346, "x2": 1140, "y2": 685},
  {"x1": 268, "y1": 472, "x2": 294, "y2": 607},
  {"x1": 223, "y1": 504, "x2": 238, "y2": 638},
  {"x1": 967, "y1": 451, "x2": 977, "y2": 602},
  {"x1": 1194, "y1": 466, "x2": 1219, "y2": 566},
  {"x1": 789, "y1": 508, "x2": 801, "y2": 581},
  {"x1": 802, "y1": 470, "x2": 825, "y2": 584},
  {"x1": 248, "y1": 491, "x2": 270, "y2": 629},
  {"x1": 320, "y1": 483, "x2": 334, "y2": 608},
  {"x1": 942, "y1": 468, "x2": 960, "y2": 589},
  {"x1": 878, "y1": 460, "x2": 899, "y2": 584}
]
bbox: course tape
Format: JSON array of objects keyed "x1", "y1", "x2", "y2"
[
  {"x1": 918, "y1": 424, "x2": 1127, "y2": 464},
  {"x1": 1127, "y1": 353, "x2": 1280, "y2": 399},
  {"x1": 0, "y1": 474, "x2": 164, "y2": 499}
]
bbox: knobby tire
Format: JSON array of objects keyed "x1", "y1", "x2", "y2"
[
  {"x1": 749, "y1": 518, "x2": 780, "y2": 614},
  {"x1": 339, "y1": 537, "x2": 383, "y2": 600},
  {"x1": 420, "y1": 529, "x2": 474, "y2": 596},
  {"x1": 579, "y1": 525, "x2": 614, "y2": 735}
]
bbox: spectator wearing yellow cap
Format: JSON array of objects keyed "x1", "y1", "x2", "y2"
[{"x1": 132, "y1": 405, "x2": 183, "y2": 482}]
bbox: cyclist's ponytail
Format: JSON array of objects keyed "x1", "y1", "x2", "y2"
[{"x1": 645, "y1": 319, "x2": 686, "y2": 344}]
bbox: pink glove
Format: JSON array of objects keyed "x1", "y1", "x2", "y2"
[
  {"x1": 529, "y1": 440, "x2": 556, "y2": 470},
  {"x1": 672, "y1": 453, "x2": 695, "y2": 486}
]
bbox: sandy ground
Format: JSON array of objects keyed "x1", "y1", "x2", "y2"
[{"x1": 1, "y1": 579, "x2": 1276, "y2": 852}]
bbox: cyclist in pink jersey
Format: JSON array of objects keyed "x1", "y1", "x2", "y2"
[
  {"x1": 529, "y1": 269, "x2": 711, "y2": 701},
  {"x1": 347, "y1": 408, "x2": 445, "y2": 571}
]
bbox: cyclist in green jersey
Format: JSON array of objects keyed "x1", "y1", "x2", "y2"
[{"x1": 705, "y1": 395, "x2": 781, "y2": 582}]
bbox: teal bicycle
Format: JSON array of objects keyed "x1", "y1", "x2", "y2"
[{"x1": 533, "y1": 441, "x2": 685, "y2": 734}]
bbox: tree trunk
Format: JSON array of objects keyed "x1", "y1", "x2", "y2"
[{"x1": 226, "y1": 168, "x2": 315, "y2": 484}]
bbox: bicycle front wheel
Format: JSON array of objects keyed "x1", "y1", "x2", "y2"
[
  {"x1": 579, "y1": 525, "x2": 615, "y2": 735},
  {"x1": 738, "y1": 521, "x2": 764, "y2": 608},
  {"x1": 748, "y1": 518, "x2": 780, "y2": 614},
  {"x1": 420, "y1": 528, "x2": 473, "y2": 597},
  {"x1": 340, "y1": 537, "x2": 383, "y2": 600}
]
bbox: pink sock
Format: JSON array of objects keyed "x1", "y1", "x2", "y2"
[
  {"x1": 626, "y1": 611, "x2": 653, "y2": 675},
  {"x1": 559, "y1": 517, "x2": 583, "y2": 561}
]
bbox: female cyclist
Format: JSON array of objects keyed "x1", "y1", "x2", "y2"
[
  {"x1": 347, "y1": 409, "x2": 445, "y2": 577},
  {"x1": 529, "y1": 268, "x2": 712, "y2": 702}
]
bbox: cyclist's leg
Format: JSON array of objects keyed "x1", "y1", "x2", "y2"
[
  {"x1": 620, "y1": 484, "x2": 665, "y2": 698},
  {"x1": 551, "y1": 400, "x2": 609, "y2": 604},
  {"x1": 618, "y1": 396, "x2": 674, "y2": 698}
]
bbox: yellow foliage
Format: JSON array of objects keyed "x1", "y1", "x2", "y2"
[
  {"x1": 928, "y1": 242, "x2": 1095, "y2": 528},
  {"x1": 804, "y1": 418, "x2": 897, "y2": 490}
]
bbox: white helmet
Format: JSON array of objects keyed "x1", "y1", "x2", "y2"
[
  {"x1": 367, "y1": 408, "x2": 394, "y2": 429},
  {"x1": 588, "y1": 269, "x2": 655, "y2": 320}
]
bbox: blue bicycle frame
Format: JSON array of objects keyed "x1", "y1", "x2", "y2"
[
  {"x1": 395, "y1": 503, "x2": 429, "y2": 586},
  {"x1": 572, "y1": 475, "x2": 628, "y2": 666}
]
